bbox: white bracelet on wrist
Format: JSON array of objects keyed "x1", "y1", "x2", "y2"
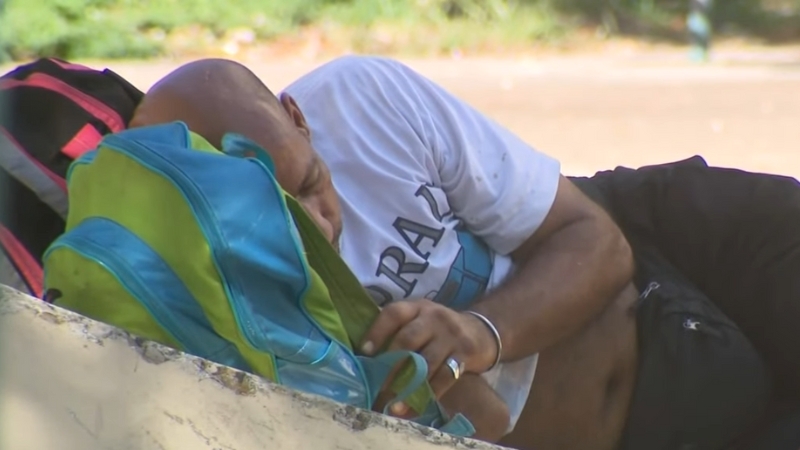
[{"x1": 464, "y1": 310, "x2": 503, "y2": 372}]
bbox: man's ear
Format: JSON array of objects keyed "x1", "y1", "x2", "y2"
[{"x1": 280, "y1": 92, "x2": 311, "y2": 140}]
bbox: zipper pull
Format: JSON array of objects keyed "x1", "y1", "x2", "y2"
[
  {"x1": 639, "y1": 281, "x2": 661, "y2": 299},
  {"x1": 633, "y1": 281, "x2": 661, "y2": 310},
  {"x1": 683, "y1": 316, "x2": 725, "y2": 338},
  {"x1": 683, "y1": 318, "x2": 701, "y2": 331}
]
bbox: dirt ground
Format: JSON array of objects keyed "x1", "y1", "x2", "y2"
[{"x1": 71, "y1": 47, "x2": 800, "y2": 178}]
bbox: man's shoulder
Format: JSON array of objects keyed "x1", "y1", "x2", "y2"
[
  {"x1": 283, "y1": 56, "x2": 421, "y2": 100},
  {"x1": 323, "y1": 55, "x2": 408, "y2": 73},
  {"x1": 284, "y1": 56, "x2": 438, "y2": 176},
  {"x1": 306, "y1": 55, "x2": 411, "y2": 80}
]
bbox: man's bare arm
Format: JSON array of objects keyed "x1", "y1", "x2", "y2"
[
  {"x1": 470, "y1": 176, "x2": 634, "y2": 365},
  {"x1": 362, "y1": 176, "x2": 633, "y2": 397}
]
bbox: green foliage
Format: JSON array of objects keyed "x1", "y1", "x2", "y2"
[
  {"x1": 0, "y1": 0, "x2": 328, "y2": 61},
  {"x1": 0, "y1": 0, "x2": 797, "y2": 61}
]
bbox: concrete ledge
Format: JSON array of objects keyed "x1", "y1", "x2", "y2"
[{"x1": 0, "y1": 285, "x2": 504, "y2": 450}]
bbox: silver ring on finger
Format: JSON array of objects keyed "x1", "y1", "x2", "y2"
[{"x1": 445, "y1": 357, "x2": 465, "y2": 380}]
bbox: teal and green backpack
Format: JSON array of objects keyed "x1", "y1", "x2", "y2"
[{"x1": 42, "y1": 121, "x2": 474, "y2": 436}]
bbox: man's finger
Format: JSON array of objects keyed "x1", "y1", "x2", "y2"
[
  {"x1": 387, "y1": 317, "x2": 433, "y2": 353},
  {"x1": 418, "y1": 341, "x2": 452, "y2": 382},
  {"x1": 373, "y1": 357, "x2": 417, "y2": 418},
  {"x1": 360, "y1": 301, "x2": 420, "y2": 355},
  {"x1": 428, "y1": 356, "x2": 461, "y2": 400}
]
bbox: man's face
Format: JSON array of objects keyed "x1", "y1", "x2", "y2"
[
  {"x1": 271, "y1": 136, "x2": 342, "y2": 251},
  {"x1": 271, "y1": 94, "x2": 343, "y2": 251}
]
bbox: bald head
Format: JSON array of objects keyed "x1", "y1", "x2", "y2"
[
  {"x1": 130, "y1": 58, "x2": 293, "y2": 151},
  {"x1": 129, "y1": 58, "x2": 315, "y2": 194},
  {"x1": 129, "y1": 58, "x2": 343, "y2": 246}
]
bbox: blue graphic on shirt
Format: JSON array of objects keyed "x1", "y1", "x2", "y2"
[
  {"x1": 430, "y1": 225, "x2": 493, "y2": 310},
  {"x1": 369, "y1": 183, "x2": 495, "y2": 309}
]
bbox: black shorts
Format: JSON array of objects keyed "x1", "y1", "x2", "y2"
[
  {"x1": 570, "y1": 157, "x2": 800, "y2": 449},
  {"x1": 619, "y1": 244, "x2": 771, "y2": 450},
  {"x1": 571, "y1": 156, "x2": 800, "y2": 403}
]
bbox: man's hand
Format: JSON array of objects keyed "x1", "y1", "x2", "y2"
[{"x1": 361, "y1": 299, "x2": 499, "y2": 401}]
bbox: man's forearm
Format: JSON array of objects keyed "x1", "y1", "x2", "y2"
[{"x1": 471, "y1": 212, "x2": 634, "y2": 363}]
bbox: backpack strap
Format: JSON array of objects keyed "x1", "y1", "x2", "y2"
[
  {"x1": 0, "y1": 71, "x2": 126, "y2": 134},
  {"x1": 283, "y1": 196, "x2": 382, "y2": 346},
  {"x1": 359, "y1": 351, "x2": 429, "y2": 411},
  {"x1": 0, "y1": 223, "x2": 43, "y2": 297},
  {"x1": 357, "y1": 350, "x2": 473, "y2": 436},
  {"x1": 414, "y1": 399, "x2": 476, "y2": 436},
  {"x1": 0, "y1": 58, "x2": 144, "y2": 218},
  {"x1": 358, "y1": 351, "x2": 474, "y2": 436},
  {"x1": 0, "y1": 126, "x2": 69, "y2": 218},
  {"x1": 0, "y1": 58, "x2": 143, "y2": 290}
]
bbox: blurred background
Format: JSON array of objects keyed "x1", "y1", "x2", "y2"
[
  {"x1": 1, "y1": 4, "x2": 799, "y2": 449},
  {"x1": 0, "y1": 0, "x2": 798, "y2": 176}
]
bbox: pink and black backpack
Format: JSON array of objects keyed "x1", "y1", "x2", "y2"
[{"x1": 0, "y1": 58, "x2": 143, "y2": 296}]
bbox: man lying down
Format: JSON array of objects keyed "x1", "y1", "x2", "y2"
[{"x1": 129, "y1": 56, "x2": 798, "y2": 450}]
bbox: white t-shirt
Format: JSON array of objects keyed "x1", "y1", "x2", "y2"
[{"x1": 283, "y1": 56, "x2": 561, "y2": 432}]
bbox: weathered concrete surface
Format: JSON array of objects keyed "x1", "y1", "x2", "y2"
[{"x1": 0, "y1": 285, "x2": 504, "y2": 450}]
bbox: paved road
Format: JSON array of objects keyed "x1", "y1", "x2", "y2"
[{"x1": 28, "y1": 49, "x2": 800, "y2": 177}]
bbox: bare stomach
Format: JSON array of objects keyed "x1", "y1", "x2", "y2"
[{"x1": 499, "y1": 283, "x2": 640, "y2": 450}]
